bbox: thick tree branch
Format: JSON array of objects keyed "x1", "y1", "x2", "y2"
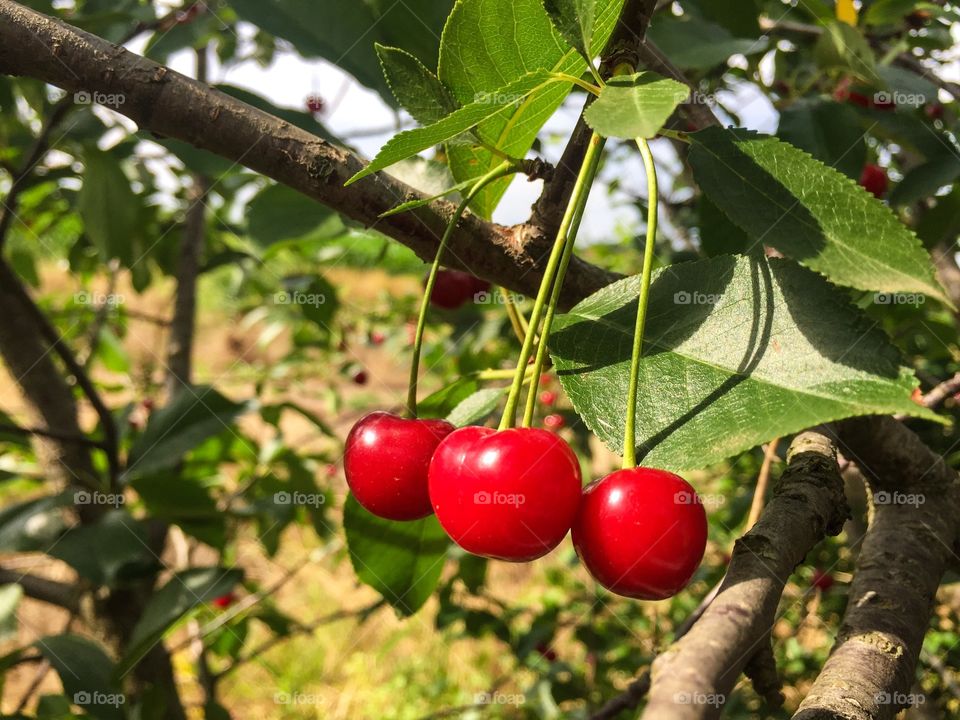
[
  {"x1": 642, "y1": 431, "x2": 849, "y2": 720},
  {"x1": 0, "y1": 567, "x2": 80, "y2": 612},
  {"x1": 795, "y1": 417, "x2": 960, "y2": 720},
  {"x1": 0, "y1": 0, "x2": 617, "y2": 309}
]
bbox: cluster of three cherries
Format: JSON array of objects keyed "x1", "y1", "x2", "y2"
[{"x1": 344, "y1": 409, "x2": 707, "y2": 600}]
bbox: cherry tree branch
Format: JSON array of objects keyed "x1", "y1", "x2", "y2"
[
  {"x1": 795, "y1": 417, "x2": 960, "y2": 720},
  {"x1": 0, "y1": 567, "x2": 80, "y2": 612},
  {"x1": 641, "y1": 431, "x2": 849, "y2": 720},
  {"x1": 0, "y1": 0, "x2": 618, "y2": 309}
]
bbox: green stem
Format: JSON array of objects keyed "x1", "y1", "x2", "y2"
[
  {"x1": 502, "y1": 286, "x2": 528, "y2": 343},
  {"x1": 407, "y1": 161, "x2": 517, "y2": 418},
  {"x1": 521, "y1": 133, "x2": 606, "y2": 427},
  {"x1": 498, "y1": 133, "x2": 606, "y2": 431},
  {"x1": 622, "y1": 138, "x2": 660, "y2": 469}
]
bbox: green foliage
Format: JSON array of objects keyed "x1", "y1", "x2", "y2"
[
  {"x1": 343, "y1": 494, "x2": 449, "y2": 615},
  {"x1": 543, "y1": 0, "x2": 626, "y2": 62},
  {"x1": 550, "y1": 256, "x2": 937, "y2": 471},
  {"x1": 38, "y1": 635, "x2": 122, "y2": 720},
  {"x1": 584, "y1": 72, "x2": 689, "y2": 139},
  {"x1": 77, "y1": 147, "x2": 144, "y2": 265},
  {"x1": 689, "y1": 128, "x2": 950, "y2": 304}
]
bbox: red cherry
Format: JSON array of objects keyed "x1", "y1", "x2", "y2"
[
  {"x1": 428, "y1": 426, "x2": 582, "y2": 561},
  {"x1": 326, "y1": 463, "x2": 338, "y2": 478},
  {"x1": 429, "y1": 270, "x2": 491, "y2": 310},
  {"x1": 859, "y1": 164, "x2": 889, "y2": 199},
  {"x1": 573, "y1": 468, "x2": 707, "y2": 600},
  {"x1": 345, "y1": 412, "x2": 455, "y2": 521},
  {"x1": 369, "y1": 330, "x2": 386, "y2": 346},
  {"x1": 925, "y1": 103, "x2": 944, "y2": 121},
  {"x1": 142, "y1": 398, "x2": 155, "y2": 412},
  {"x1": 535, "y1": 642, "x2": 558, "y2": 662},
  {"x1": 543, "y1": 413, "x2": 565, "y2": 430},
  {"x1": 812, "y1": 568, "x2": 834, "y2": 591},
  {"x1": 306, "y1": 95, "x2": 325, "y2": 114},
  {"x1": 539, "y1": 390, "x2": 558, "y2": 407},
  {"x1": 352, "y1": 369, "x2": 368, "y2": 386},
  {"x1": 211, "y1": 592, "x2": 235, "y2": 609}
]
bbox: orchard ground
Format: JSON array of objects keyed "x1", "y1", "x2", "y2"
[{"x1": 0, "y1": 263, "x2": 943, "y2": 719}]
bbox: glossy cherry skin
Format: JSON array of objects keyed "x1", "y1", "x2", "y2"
[
  {"x1": 573, "y1": 468, "x2": 707, "y2": 600},
  {"x1": 859, "y1": 164, "x2": 889, "y2": 198},
  {"x1": 345, "y1": 412, "x2": 455, "y2": 521},
  {"x1": 428, "y1": 426, "x2": 582, "y2": 561},
  {"x1": 429, "y1": 270, "x2": 491, "y2": 310}
]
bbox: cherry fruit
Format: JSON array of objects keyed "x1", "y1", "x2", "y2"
[
  {"x1": 345, "y1": 412, "x2": 455, "y2": 521},
  {"x1": 539, "y1": 390, "x2": 558, "y2": 407},
  {"x1": 352, "y1": 369, "x2": 369, "y2": 386},
  {"x1": 544, "y1": 413, "x2": 565, "y2": 430},
  {"x1": 859, "y1": 164, "x2": 889, "y2": 198},
  {"x1": 428, "y1": 426, "x2": 582, "y2": 561},
  {"x1": 211, "y1": 592, "x2": 235, "y2": 609},
  {"x1": 811, "y1": 568, "x2": 834, "y2": 591},
  {"x1": 573, "y1": 468, "x2": 707, "y2": 600},
  {"x1": 925, "y1": 103, "x2": 945, "y2": 121},
  {"x1": 429, "y1": 269, "x2": 491, "y2": 310},
  {"x1": 306, "y1": 95, "x2": 325, "y2": 114}
]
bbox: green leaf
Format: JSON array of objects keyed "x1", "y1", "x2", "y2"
[
  {"x1": 343, "y1": 494, "x2": 448, "y2": 615},
  {"x1": 48, "y1": 511, "x2": 158, "y2": 587},
  {"x1": 418, "y1": 378, "x2": 481, "y2": 419},
  {"x1": 38, "y1": 635, "x2": 123, "y2": 720},
  {"x1": 439, "y1": 0, "x2": 590, "y2": 216},
  {"x1": 647, "y1": 16, "x2": 768, "y2": 70},
  {"x1": 248, "y1": 184, "x2": 335, "y2": 247},
  {"x1": 348, "y1": 71, "x2": 562, "y2": 185},
  {"x1": 777, "y1": 98, "x2": 866, "y2": 179},
  {"x1": 125, "y1": 386, "x2": 252, "y2": 479},
  {"x1": 584, "y1": 72, "x2": 689, "y2": 140},
  {"x1": 376, "y1": 44, "x2": 458, "y2": 126},
  {"x1": 889, "y1": 155, "x2": 960, "y2": 207},
  {"x1": 0, "y1": 493, "x2": 70, "y2": 552},
  {"x1": 0, "y1": 585, "x2": 22, "y2": 642},
  {"x1": 446, "y1": 387, "x2": 505, "y2": 427},
  {"x1": 129, "y1": 472, "x2": 224, "y2": 549},
  {"x1": 689, "y1": 127, "x2": 950, "y2": 304},
  {"x1": 549, "y1": 255, "x2": 939, "y2": 472},
  {"x1": 698, "y1": 196, "x2": 749, "y2": 257},
  {"x1": 77, "y1": 148, "x2": 142, "y2": 265},
  {"x1": 814, "y1": 21, "x2": 878, "y2": 82},
  {"x1": 118, "y1": 567, "x2": 242, "y2": 678},
  {"x1": 543, "y1": 0, "x2": 626, "y2": 61}
]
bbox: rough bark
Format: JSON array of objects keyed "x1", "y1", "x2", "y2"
[
  {"x1": 642, "y1": 432, "x2": 849, "y2": 720},
  {"x1": 794, "y1": 418, "x2": 960, "y2": 720}
]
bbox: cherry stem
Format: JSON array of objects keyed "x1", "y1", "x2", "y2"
[
  {"x1": 499, "y1": 133, "x2": 606, "y2": 431},
  {"x1": 406, "y1": 161, "x2": 518, "y2": 418},
  {"x1": 622, "y1": 138, "x2": 659, "y2": 470},
  {"x1": 502, "y1": 286, "x2": 529, "y2": 344},
  {"x1": 521, "y1": 133, "x2": 606, "y2": 428}
]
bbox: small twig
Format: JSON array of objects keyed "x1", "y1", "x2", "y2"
[
  {"x1": 0, "y1": 567, "x2": 80, "y2": 612},
  {"x1": 747, "y1": 438, "x2": 781, "y2": 528},
  {"x1": 922, "y1": 372, "x2": 960, "y2": 409},
  {"x1": 0, "y1": 421, "x2": 105, "y2": 448}
]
